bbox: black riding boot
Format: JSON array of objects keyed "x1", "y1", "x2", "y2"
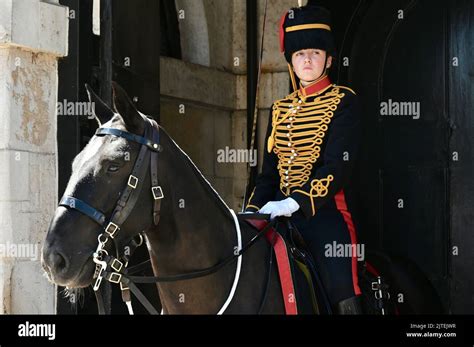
[{"x1": 336, "y1": 295, "x2": 364, "y2": 314}]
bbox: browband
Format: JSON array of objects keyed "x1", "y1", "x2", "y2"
[{"x1": 96, "y1": 128, "x2": 162, "y2": 152}]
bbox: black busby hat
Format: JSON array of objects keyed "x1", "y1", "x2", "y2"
[{"x1": 279, "y1": 5, "x2": 336, "y2": 63}]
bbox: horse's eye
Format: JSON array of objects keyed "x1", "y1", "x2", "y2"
[{"x1": 108, "y1": 164, "x2": 120, "y2": 173}]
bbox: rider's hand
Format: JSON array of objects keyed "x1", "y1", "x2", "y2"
[{"x1": 259, "y1": 197, "x2": 300, "y2": 220}]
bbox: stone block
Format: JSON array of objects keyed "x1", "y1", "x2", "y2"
[
  {"x1": 0, "y1": 49, "x2": 58, "y2": 153},
  {"x1": 10, "y1": 260, "x2": 55, "y2": 314},
  {"x1": 0, "y1": 0, "x2": 68, "y2": 56}
]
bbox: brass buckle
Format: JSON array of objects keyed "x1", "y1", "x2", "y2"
[
  {"x1": 111, "y1": 258, "x2": 123, "y2": 272},
  {"x1": 105, "y1": 222, "x2": 120, "y2": 238},
  {"x1": 152, "y1": 186, "x2": 164, "y2": 200},
  {"x1": 128, "y1": 175, "x2": 138, "y2": 189},
  {"x1": 109, "y1": 272, "x2": 122, "y2": 284}
]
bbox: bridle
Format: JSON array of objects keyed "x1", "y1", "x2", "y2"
[
  {"x1": 59, "y1": 116, "x2": 163, "y2": 312},
  {"x1": 58, "y1": 115, "x2": 277, "y2": 315}
]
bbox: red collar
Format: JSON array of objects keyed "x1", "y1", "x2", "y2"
[{"x1": 299, "y1": 75, "x2": 332, "y2": 97}]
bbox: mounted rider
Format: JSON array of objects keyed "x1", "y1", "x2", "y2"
[{"x1": 245, "y1": 4, "x2": 364, "y2": 314}]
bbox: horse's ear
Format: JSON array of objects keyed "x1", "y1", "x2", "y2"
[
  {"x1": 112, "y1": 81, "x2": 144, "y2": 134},
  {"x1": 85, "y1": 83, "x2": 115, "y2": 126}
]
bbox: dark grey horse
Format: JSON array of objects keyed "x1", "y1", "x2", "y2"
[{"x1": 41, "y1": 83, "x2": 285, "y2": 314}]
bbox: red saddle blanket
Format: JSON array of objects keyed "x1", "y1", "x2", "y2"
[{"x1": 245, "y1": 219, "x2": 298, "y2": 315}]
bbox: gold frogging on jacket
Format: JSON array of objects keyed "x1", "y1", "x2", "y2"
[
  {"x1": 293, "y1": 174, "x2": 334, "y2": 216},
  {"x1": 267, "y1": 86, "x2": 346, "y2": 196}
]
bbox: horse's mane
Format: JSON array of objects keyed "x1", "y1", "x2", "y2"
[{"x1": 159, "y1": 126, "x2": 235, "y2": 218}]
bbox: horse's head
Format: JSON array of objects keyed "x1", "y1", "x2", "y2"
[{"x1": 42, "y1": 82, "x2": 159, "y2": 288}]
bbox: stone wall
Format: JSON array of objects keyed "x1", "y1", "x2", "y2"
[{"x1": 0, "y1": 0, "x2": 68, "y2": 314}]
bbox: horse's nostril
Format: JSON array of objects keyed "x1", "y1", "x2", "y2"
[{"x1": 49, "y1": 250, "x2": 68, "y2": 273}]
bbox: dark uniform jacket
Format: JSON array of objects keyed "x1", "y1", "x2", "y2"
[{"x1": 245, "y1": 76, "x2": 361, "y2": 219}]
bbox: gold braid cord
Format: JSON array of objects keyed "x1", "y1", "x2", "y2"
[
  {"x1": 293, "y1": 174, "x2": 334, "y2": 216},
  {"x1": 245, "y1": 187, "x2": 260, "y2": 211},
  {"x1": 268, "y1": 86, "x2": 346, "y2": 197}
]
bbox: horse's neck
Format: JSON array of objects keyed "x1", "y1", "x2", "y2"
[{"x1": 145, "y1": 138, "x2": 238, "y2": 313}]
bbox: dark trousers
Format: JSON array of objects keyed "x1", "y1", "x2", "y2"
[{"x1": 290, "y1": 208, "x2": 361, "y2": 308}]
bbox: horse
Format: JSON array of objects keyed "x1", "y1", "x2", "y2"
[
  {"x1": 42, "y1": 82, "x2": 285, "y2": 314},
  {"x1": 41, "y1": 82, "x2": 442, "y2": 315}
]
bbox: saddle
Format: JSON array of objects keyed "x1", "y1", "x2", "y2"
[
  {"x1": 240, "y1": 214, "x2": 405, "y2": 315},
  {"x1": 243, "y1": 216, "x2": 329, "y2": 314}
]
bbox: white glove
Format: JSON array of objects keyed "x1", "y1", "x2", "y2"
[{"x1": 259, "y1": 197, "x2": 300, "y2": 220}]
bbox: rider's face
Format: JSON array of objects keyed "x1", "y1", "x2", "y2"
[{"x1": 291, "y1": 49, "x2": 332, "y2": 85}]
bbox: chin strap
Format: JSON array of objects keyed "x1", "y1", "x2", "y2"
[
  {"x1": 288, "y1": 63, "x2": 298, "y2": 92},
  {"x1": 320, "y1": 54, "x2": 329, "y2": 79}
]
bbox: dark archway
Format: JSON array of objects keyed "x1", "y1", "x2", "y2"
[{"x1": 307, "y1": 0, "x2": 473, "y2": 313}]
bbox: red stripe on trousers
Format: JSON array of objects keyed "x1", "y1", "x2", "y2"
[{"x1": 334, "y1": 189, "x2": 361, "y2": 295}]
